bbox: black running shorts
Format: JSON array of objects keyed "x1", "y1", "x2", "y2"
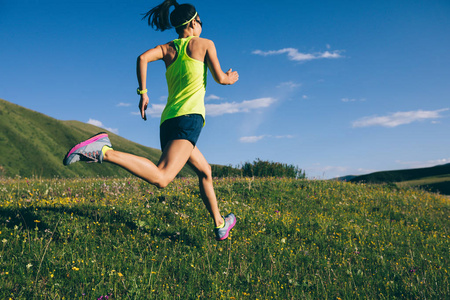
[{"x1": 159, "y1": 114, "x2": 204, "y2": 150}]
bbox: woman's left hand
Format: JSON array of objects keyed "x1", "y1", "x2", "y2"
[{"x1": 139, "y1": 94, "x2": 149, "y2": 121}]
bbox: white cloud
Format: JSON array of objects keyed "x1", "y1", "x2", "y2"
[
  {"x1": 206, "y1": 97, "x2": 276, "y2": 116},
  {"x1": 239, "y1": 134, "x2": 294, "y2": 143},
  {"x1": 321, "y1": 51, "x2": 342, "y2": 59},
  {"x1": 117, "y1": 102, "x2": 131, "y2": 107},
  {"x1": 277, "y1": 81, "x2": 301, "y2": 89},
  {"x1": 352, "y1": 108, "x2": 449, "y2": 128},
  {"x1": 131, "y1": 98, "x2": 276, "y2": 119},
  {"x1": 145, "y1": 104, "x2": 165, "y2": 118},
  {"x1": 342, "y1": 98, "x2": 366, "y2": 102},
  {"x1": 240, "y1": 135, "x2": 266, "y2": 143},
  {"x1": 252, "y1": 47, "x2": 343, "y2": 62},
  {"x1": 395, "y1": 158, "x2": 450, "y2": 169},
  {"x1": 205, "y1": 94, "x2": 222, "y2": 101},
  {"x1": 275, "y1": 135, "x2": 294, "y2": 139},
  {"x1": 87, "y1": 119, "x2": 119, "y2": 134},
  {"x1": 131, "y1": 104, "x2": 165, "y2": 118},
  {"x1": 87, "y1": 119, "x2": 103, "y2": 127}
]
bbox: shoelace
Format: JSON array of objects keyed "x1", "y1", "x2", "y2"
[{"x1": 82, "y1": 151, "x2": 100, "y2": 161}]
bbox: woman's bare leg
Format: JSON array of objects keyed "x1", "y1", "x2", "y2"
[
  {"x1": 103, "y1": 140, "x2": 223, "y2": 226},
  {"x1": 188, "y1": 147, "x2": 223, "y2": 227},
  {"x1": 103, "y1": 139, "x2": 194, "y2": 188}
]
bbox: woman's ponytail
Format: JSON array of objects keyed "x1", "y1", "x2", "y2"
[
  {"x1": 142, "y1": 0, "x2": 197, "y2": 33},
  {"x1": 142, "y1": 0, "x2": 179, "y2": 31}
]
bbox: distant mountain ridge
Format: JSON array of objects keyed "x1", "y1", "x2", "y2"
[
  {"x1": 349, "y1": 163, "x2": 450, "y2": 183},
  {"x1": 349, "y1": 163, "x2": 450, "y2": 195},
  {"x1": 0, "y1": 98, "x2": 195, "y2": 178}
]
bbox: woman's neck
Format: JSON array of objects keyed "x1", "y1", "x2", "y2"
[
  {"x1": 178, "y1": 28, "x2": 196, "y2": 39},
  {"x1": 178, "y1": 34, "x2": 194, "y2": 38}
]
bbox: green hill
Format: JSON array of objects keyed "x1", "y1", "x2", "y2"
[
  {"x1": 0, "y1": 98, "x2": 195, "y2": 178},
  {"x1": 350, "y1": 163, "x2": 450, "y2": 195}
]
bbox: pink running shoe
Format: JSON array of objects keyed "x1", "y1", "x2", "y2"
[
  {"x1": 63, "y1": 132, "x2": 112, "y2": 165},
  {"x1": 215, "y1": 213, "x2": 236, "y2": 241}
]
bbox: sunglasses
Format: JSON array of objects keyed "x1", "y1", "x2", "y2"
[{"x1": 196, "y1": 19, "x2": 202, "y2": 27}]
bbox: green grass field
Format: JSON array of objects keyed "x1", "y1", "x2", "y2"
[
  {"x1": 0, "y1": 176, "x2": 449, "y2": 299},
  {"x1": 396, "y1": 175, "x2": 450, "y2": 196}
]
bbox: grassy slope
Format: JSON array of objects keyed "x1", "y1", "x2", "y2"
[
  {"x1": 0, "y1": 177, "x2": 448, "y2": 299},
  {"x1": 397, "y1": 175, "x2": 450, "y2": 196},
  {"x1": 0, "y1": 98, "x2": 195, "y2": 178},
  {"x1": 350, "y1": 163, "x2": 450, "y2": 195}
]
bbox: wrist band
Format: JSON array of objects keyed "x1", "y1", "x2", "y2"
[{"x1": 137, "y1": 88, "x2": 147, "y2": 95}]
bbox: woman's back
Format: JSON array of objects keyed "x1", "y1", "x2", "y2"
[
  {"x1": 161, "y1": 36, "x2": 209, "y2": 68},
  {"x1": 161, "y1": 36, "x2": 207, "y2": 124}
]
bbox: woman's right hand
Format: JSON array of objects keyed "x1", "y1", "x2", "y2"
[
  {"x1": 226, "y1": 68, "x2": 239, "y2": 85},
  {"x1": 139, "y1": 93, "x2": 149, "y2": 121}
]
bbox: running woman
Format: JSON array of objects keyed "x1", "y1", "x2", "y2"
[{"x1": 63, "y1": 0, "x2": 238, "y2": 241}]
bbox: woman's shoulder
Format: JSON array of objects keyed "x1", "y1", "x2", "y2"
[
  {"x1": 160, "y1": 41, "x2": 175, "y2": 49},
  {"x1": 190, "y1": 37, "x2": 214, "y2": 48},
  {"x1": 158, "y1": 41, "x2": 177, "y2": 61}
]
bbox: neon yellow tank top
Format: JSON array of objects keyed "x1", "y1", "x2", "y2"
[{"x1": 161, "y1": 36, "x2": 207, "y2": 125}]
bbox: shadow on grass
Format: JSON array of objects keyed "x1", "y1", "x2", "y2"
[
  {"x1": 420, "y1": 182, "x2": 450, "y2": 196},
  {"x1": 0, "y1": 206, "x2": 201, "y2": 247}
]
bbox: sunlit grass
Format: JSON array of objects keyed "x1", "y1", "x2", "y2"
[{"x1": 0, "y1": 176, "x2": 449, "y2": 299}]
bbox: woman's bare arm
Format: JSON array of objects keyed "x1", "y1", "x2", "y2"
[
  {"x1": 136, "y1": 45, "x2": 165, "y2": 120},
  {"x1": 205, "y1": 40, "x2": 239, "y2": 85}
]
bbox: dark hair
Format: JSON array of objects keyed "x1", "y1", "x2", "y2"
[{"x1": 142, "y1": 0, "x2": 197, "y2": 32}]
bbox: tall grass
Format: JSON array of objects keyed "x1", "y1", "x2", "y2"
[{"x1": 0, "y1": 176, "x2": 449, "y2": 299}]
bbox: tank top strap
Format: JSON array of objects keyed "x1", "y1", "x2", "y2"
[{"x1": 173, "y1": 36, "x2": 195, "y2": 58}]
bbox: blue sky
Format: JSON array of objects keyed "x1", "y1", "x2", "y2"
[{"x1": 1, "y1": 0, "x2": 449, "y2": 179}]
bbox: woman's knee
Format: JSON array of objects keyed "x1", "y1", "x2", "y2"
[
  {"x1": 197, "y1": 163, "x2": 212, "y2": 180},
  {"x1": 150, "y1": 173, "x2": 173, "y2": 189}
]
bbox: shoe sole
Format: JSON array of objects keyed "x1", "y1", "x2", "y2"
[
  {"x1": 64, "y1": 132, "x2": 108, "y2": 164},
  {"x1": 216, "y1": 217, "x2": 236, "y2": 241}
]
